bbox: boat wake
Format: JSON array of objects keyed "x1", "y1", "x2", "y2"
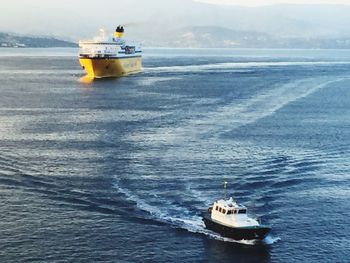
[
  {"x1": 145, "y1": 61, "x2": 350, "y2": 73},
  {"x1": 263, "y1": 235, "x2": 281, "y2": 245},
  {"x1": 113, "y1": 178, "x2": 279, "y2": 246},
  {"x1": 215, "y1": 234, "x2": 280, "y2": 245},
  {"x1": 128, "y1": 76, "x2": 350, "y2": 146},
  {"x1": 136, "y1": 76, "x2": 182, "y2": 86},
  {"x1": 113, "y1": 178, "x2": 203, "y2": 229}
]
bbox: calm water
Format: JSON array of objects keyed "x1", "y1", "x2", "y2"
[{"x1": 0, "y1": 48, "x2": 349, "y2": 262}]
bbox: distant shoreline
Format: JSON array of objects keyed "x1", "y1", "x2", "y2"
[
  {"x1": 0, "y1": 32, "x2": 77, "y2": 48},
  {"x1": 2, "y1": 46, "x2": 350, "y2": 51}
]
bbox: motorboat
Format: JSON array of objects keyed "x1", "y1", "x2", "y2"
[{"x1": 202, "y1": 183, "x2": 270, "y2": 240}]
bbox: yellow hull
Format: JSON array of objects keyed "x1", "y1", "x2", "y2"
[{"x1": 79, "y1": 56, "x2": 142, "y2": 79}]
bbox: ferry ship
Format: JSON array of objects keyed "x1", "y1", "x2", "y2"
[{"x1": 79, "y1": 26, "x2": 142, "y2": 79}]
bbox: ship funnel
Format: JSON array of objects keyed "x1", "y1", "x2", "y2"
[{"x1": 114, "y1": 25, "x2": 124, "y2": 38}]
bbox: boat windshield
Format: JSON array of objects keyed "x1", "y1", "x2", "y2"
[{"x1": 238, "y1": 209, "x2": 247, "y2": 214}]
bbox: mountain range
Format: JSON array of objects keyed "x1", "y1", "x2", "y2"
[
  {"x1": 0, "y1": 32, "x2": 76, "y2": 48},
  {"x1": 2, "y1": 1, "x2": 350, "y2": 48},
  {"x1": 137, "y1": 26, "x2": 350, "y2": 48},
  {"x1": 119, "y1": 2, "x2": 350, "y2": 48}
]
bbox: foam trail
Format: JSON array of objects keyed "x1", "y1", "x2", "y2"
[
  {"x1": 145, "y1": 61, "x2": 350, "y2": 73},
  {"x1": 200, "y1": 231, "x2": 280, "y2": 245},
  {"x1": 113, "y1": 178, "x2": 277, "y2": 245},
  {"x1": 198, "y1": 77, "x2": 349, "y2": 135},
  {"x1": 113, "y1": 179, "x2": 204, "y2": 229},
  {"x1": 136, "y1": 76, "x2": 181, "y2": 86},
  {"x1": 263, "y1": 235, "x2": 281, "y2": 245},
  {"x1": 129, "y1": 77, "x2": 349, "y2": 145}
]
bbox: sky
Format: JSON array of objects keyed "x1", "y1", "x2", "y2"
[
  {"x1": 196, "y1": 0, "x2": 350, "y2": 6},
  {"x1": 1, "y1": 0, "x2": 350, "y2": 39}
]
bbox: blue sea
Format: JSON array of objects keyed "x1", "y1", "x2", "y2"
[{"x1": 0, "y1": 47, "x2": 349, "y2": 262}]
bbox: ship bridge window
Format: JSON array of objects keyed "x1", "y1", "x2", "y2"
[
  {"x1": 222, "y1": 209, "x2": 226, "y2": 214},
  {"x1": 238, "y1": 209, "x2": 247, "y2": 214},
  {"x1": 125, "y1": 46, "x2": 136, "y2": 54},
  {"x1": 218, "y1": 207, "x2": 222, "y2": 213},
  {"x1": 227, "y1": 210, "x2": 233, "y2": 215},
  {"x1": 215, "y1": 206, "x2": 218, "y2": 211}
]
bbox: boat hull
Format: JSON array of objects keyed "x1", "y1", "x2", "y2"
[
  {"x1": 203, "y1": 214, "x2": 270, "y2": 240},
  {"x1": 79, "y1": 56, "x2": 142, "y2": 79}
]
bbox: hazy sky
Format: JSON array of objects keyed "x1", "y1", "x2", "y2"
[
  {"x1": 197, "y1": 0, "x2": 350, "y2": 6},
  {"x1": 1, "y1": 0, "x2": 350, "y2": 39}
]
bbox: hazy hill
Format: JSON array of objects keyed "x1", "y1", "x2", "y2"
[
  {"x1": 2, "y1": 1, "x2": 350, "y2": 48},
  {"x1": 122, "y1": 2, "x2": 350, "y2": 48},
  {"x1": 3, "y1": 1, "x2": 350, "y2": 39},
  {"x1": 0, "y1": 32, "x2": 76, "y2": 48},
  {"x1": 137, "y1": 26, "x2": 350, "y2": 49}
]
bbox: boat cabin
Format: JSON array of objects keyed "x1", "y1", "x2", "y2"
[{"x1": 209, "y1": 197, "x2": 259, "y2": 228}]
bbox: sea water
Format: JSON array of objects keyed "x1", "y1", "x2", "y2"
[{"x1": 0, "y1": 47, "x2": 349, "y2": 262}]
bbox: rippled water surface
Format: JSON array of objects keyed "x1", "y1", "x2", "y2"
[{"x1": 0, "y1": 48, "x2": 349, "y2": 262}]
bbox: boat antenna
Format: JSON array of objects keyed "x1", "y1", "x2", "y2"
[{"x1": 224, "y1": 181, "x2": 228, "y2": 199}]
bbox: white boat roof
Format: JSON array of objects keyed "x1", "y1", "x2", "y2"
[
  {"x1": 210, "y1": 197, "x2": 259, "y2": 228},
  {"x1": 214, "y1": 197, "x2": 246, "y2": 210}
]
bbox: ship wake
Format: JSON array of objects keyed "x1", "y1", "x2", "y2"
[
  {"x1": 145, "y1": 61, "x2": 350, "y2": 74},
  {"x1": 113, "y1": 177, "x2": 279, "y2": 245}
]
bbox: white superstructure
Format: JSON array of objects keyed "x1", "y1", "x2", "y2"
[
  {"x1": 78, "y1": 28, "x2": 142, "y2": 59},
  {"x1": 210, "y1": 197, "x2": 260, "y2": 228}
]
